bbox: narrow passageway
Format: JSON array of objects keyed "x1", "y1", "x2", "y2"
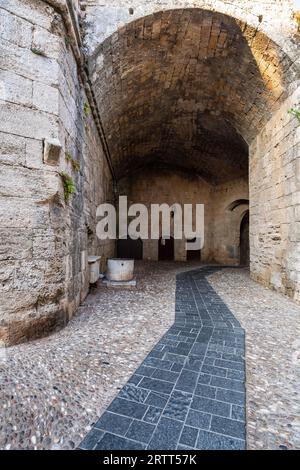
[{"x1": 80, "y1": 267, "x2": 246, "y2": 450}]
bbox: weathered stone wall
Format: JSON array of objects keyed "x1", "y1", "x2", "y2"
[
  {"x1": 212, "y1": 178, "x2": 249, "y2": 264},
  {"x1": 250, "y1": 85, "x2": 300, "y2": 301},
  {"x1": 83, "y1": 0, "x2": 299, "y2": 58},
  {"x1": 119, "y1": 169, "x2": 213, "y2": 262},
  {"x1": 119, "y1": 169, "x2": 248, "y2": 263},
  {"x1": 0, "y1": 0, "x2": 114, "y2": 346}
]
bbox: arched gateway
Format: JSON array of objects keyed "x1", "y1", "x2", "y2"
[{"x1": 0, "y1": 0, "x2": 299, "y2": 345}]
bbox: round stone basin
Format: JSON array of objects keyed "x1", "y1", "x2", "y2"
[{"x1": 106, "y1": 258, "x2": 135, "y2": 281}]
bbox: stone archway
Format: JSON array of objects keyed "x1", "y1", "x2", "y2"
[
  {"x1": 83, "y1": 0, "x2": 300, "y2": 59},
  {"x1": 87, "y1": 6, "x2": 300, "y2": 297},
  {"x1": 186, "y1": 238, "x2": 202, "y2": 261}
]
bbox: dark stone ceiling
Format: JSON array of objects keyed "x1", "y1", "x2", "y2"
[{"x1": 89, "y1": 8, "x2": 294, "y2": 183}]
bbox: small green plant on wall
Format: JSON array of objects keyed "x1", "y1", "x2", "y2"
[
  {"x1": 65, "y1": 153, "x2": 80, "y2": 172},
  {"x1": 83, "y1": 102, "x2": 91, "y2": 117},
  {"x1": 59, "y1": 172, "x2": 76, "y2": 202},
  {"x1": 288, "y1": 108, "x2": 300, "y2": 122}
]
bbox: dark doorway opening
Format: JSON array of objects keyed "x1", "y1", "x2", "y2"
[
  {"x1": 186, "y1": 238, "x2": 202, "y2": 261},
  {"x1": 240, "y1": 211, "x2": 250, "y2": 266},
  {"x1": 117, "y1": 238, "x2": 143, "y2": 260},
  {"x1": 158, "y1": 237, "x2": 174, "y2": 261}
]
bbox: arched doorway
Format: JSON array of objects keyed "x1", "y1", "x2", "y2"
[
  {"x1": 117, "y1": 238, "x2": 143, "y2": 260},
  {"x1": 158, "y1": 237, "x2": 174, "y2": 261},
  {"x1": 240, "y1": 212, "x2": 249, "y2": 266},
  {"x1": 186, "y1": 238, "x2": 202, "y2": 261}
]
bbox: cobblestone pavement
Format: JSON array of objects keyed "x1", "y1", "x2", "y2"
[
  {"x1": 80, "y1": 267, "x2": 246, "y2": 450},
  {"x1": 208, "y1": 269, "x2": 300, "y2": 450},
  {"x1": 1, "y1": 263, "x2": 299, "y2": 449},
  {"x1": 0, "y1": 262, "x2": 195, "y2": 450}
]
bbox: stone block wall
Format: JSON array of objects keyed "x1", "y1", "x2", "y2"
[
  {"x1": 0, "y1": 0, "x2": 114, "y2": 346},
  {"x1": 212, "y1": 178, "x2": 249, "y2": 264},
  {"x1": 119, "y1": 169, "x2": 248, "y2": 263},
  {"x1": 119, "y1": 169, "x2": 213, "y2": 262},
  {"x1": 84, "y1": 0, "x2": 297, "y2": 54},
  {"x1": 250, "y1": 85, "x2": 300, "y2": 300}
]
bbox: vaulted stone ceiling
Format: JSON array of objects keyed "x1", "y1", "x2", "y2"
[{"x1": 89, "y1": 9, "x2": 295, "y2": 183}]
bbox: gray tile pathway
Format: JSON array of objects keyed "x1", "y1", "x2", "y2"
[{"x1": 79, "y1": 267, "x2": 246, "y2": 450}]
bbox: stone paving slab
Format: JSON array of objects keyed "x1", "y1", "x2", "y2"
[{"x1": 79, "y1": 267, "x2": 246, "y2": 450}]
